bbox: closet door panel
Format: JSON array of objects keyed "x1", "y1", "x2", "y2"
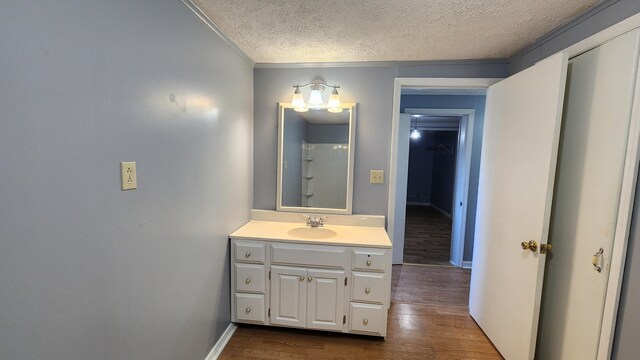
[{"x1": 537, "y1": 28, "x2": 640, "y2": 360}]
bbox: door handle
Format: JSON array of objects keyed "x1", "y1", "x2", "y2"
[
  {"x1": 521, "y1": 240, "x2": 538, "y2": 253},
  {"x1": 592, "y1": 248, "x2": 604, "y2": 273}
]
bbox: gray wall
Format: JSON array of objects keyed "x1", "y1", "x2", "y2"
[
  {"x1": 282, "y1": 111, "x2": 308, "y2": 207},
  {"x1": 253, "y1": 63, "x2": 507, "y2": 216},
  {"x1": 0, "y1": 1, "x2": 253, "y2": 360},
  {"x1": 308, "y1": 124, "x2": 349, "y2": 144}
]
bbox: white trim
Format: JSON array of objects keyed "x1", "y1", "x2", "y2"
[
  {"x1": 564, "y1": 12, "x2": 640, "y2": 60},
  {"x1": 387, "y1": 78, "x2": 501, "y2": 265},
  {"x1": 276, "y1": 103, "x2": 357, "y2": 215},
  {"x1": 204, "y1": 323, "x2": 237, "y2": 360},
  {"x1": 179, "y1": 0, "x2": 254, "y2": 66},
  {"x1": 595, "y1": 25, "x2": 640, "y2": 360},
  {"x1": 462, "y1": 261, "x2": 472, "y2": 269},
  {"x1": 429, "y1": 203, "x2": 452, "y2": 219}
]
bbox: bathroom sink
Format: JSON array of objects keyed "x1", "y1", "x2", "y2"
[{"x1": 287, "y1": 227, "x2": 338, "y2": 239}]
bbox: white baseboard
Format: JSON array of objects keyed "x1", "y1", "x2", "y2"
[
  {"x1": 406, "y1": 201, "x2": 431, "y2": 206},
  {"x1": 430, "y1": 204, "x2": 452, "y2": 219},
  {"x1": 462, "y1": 261, "x2": 472, "y2": 269},
  {"x1": 204, "y1": 323, "x2": 237, "y2": 360}
]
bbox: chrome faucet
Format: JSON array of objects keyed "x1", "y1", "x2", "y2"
[{"x1": 303, "y1": 215, "x2": 327, "y2": 228}]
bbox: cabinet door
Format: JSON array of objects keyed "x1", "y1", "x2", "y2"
[
  {"x1": 270, "y1": 266, "x2": 307, "y2": 328},
  {"x1": 306, "y1": 269, "x2": 345, "y2": 331}
]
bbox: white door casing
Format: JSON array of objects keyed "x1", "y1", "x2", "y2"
[
  {"x1": 388, "y1": 78, "x2": 501, "y2": 264},
  {"x1": 390, "y1": 113, "x2": 412, "y2": 263},
  {"x1": 402, "y1": 108, "x2": 476, "y2": 267},
  {"x1": 468, "y1": 52, "x2": 568, "y2": 360}
]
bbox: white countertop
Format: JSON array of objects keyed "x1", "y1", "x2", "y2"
[{"x1": 230, "y1": 220, "x2": 392, "y2": 248}]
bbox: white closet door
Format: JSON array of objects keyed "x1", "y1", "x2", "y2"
[
  {"x1": 469, "y1": 52, "x2": 568, "y2": 360},
  {"x1": 537, "y1": 29, "x2": 640, "y2": 359}
]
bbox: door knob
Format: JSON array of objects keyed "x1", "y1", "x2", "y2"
[
  {"x1": 521, "y1": 240, "x2": 538, "y2": 252},
  {"x1": 300, "y1": 275, "x2": 305, "y2": 281},
  {"x1": 308, "y1": 276, "x2": 313, "y2": 282}
]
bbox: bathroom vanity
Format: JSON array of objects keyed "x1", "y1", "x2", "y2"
[{"x1": 229, "y1": 211, "x2": 392, "y2": 337}]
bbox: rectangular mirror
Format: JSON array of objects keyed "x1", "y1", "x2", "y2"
[{"x1": 277, "y1": 103, "x2": 356, "y2": 214}]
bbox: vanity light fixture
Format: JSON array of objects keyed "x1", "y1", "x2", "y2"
[{"x1": 291, "y1": 81, "x2": 342, "y2": 113}]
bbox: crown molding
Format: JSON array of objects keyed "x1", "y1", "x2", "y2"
[
  {"x1": 508, "y1": 0, "x2": 620, "y2": 63},
  {"x1": 179, "y1": 0, "x2": 254, "y2": 66},
  {"x1": 254, "y1": 58, "x2": 508, "y2": 69}
]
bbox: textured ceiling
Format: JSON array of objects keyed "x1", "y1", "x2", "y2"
[{"x1": 192, "y1": 0, "x2": 601, "y2": 63}]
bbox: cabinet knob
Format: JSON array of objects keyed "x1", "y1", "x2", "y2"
[
  {"x1": 308, "y1": 276, "x2": 313, "y2": 282},
  {"x1": 366, "y1": 259, "x2": 372, "y2": 266},
  {"x1": 245, "y1": 307, "x2": 251, "y2": 313},
  {"x1": 245, "y1": 277, "x2": 251, "y2": 284},
  {"x1": 365, "y1": 287, "x2": 370, "y2": 295},
  {"x1": 363, "y1": 319, "x2": 368, "y2": 325},
  {"x1": 300, "y1": 275, "x2": 305, "y2": 281},
  {"x1": 245, "y1": 251, "x2": 251, "y2": 258}
]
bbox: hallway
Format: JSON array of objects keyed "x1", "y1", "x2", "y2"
[{"x1": 403, "y1": 205, "x2": 453, "y2": 265}]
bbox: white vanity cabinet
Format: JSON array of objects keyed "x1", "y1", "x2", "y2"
[{"x1": 230, "y1": 237, "x2": 392, "y2": 337}]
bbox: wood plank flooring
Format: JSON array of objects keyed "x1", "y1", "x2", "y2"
[
  {"x1": 403, "y1": 205, "x2": 453, "y2": 265},
  {"x1": 220, "y1": 265, "x2": 502, "y2": 360}
]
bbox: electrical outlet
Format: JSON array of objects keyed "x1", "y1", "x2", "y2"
[
  {"x1": 370, "y1": 170, "x2": 384, "y2": 184},
  {"x1": 120, "y1": 162, "x2": 137, "y2": 190}
]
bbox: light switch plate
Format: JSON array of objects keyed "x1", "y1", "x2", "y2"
[
  {"x1": 121, "y1": 162, "x2": 137, "y2": 190},
  {"x1": 370, "y1": 170, "x2": 384, "y2": 184}
]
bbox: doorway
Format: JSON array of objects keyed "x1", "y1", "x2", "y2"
[{"x1": 403, "y1": 112, "x2": 461, "y2": 266}]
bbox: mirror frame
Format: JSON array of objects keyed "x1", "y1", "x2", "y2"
[{"x1": 276, "y1": 102, "x2": 357, "y2": 214}]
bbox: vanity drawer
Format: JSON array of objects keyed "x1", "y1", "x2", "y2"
[
  {"x1": 352, "y1": 248, "x2": 387, "y2": 272},
  {"x1": 350, "y1": 302, "x2": 387, "y2": 336},
  {"x1": 271, "y1": 243, "x2": 346, "y2": 269},
  {"x1": 351, "y1": 272, "x2": 387, "y2": 304},
  {"x1": 234, "y1": 241, "x2": 266, "y2": 264},
  {"x1": 235, "y1": 264, "x2": 266, "y2": 293},
  {"x1": 235, "y1": 293, "x2": 266, "y2": 324}
]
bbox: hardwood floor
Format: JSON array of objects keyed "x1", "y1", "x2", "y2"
[
  {"x1": 219, "y1": 264, "x2": 502, "y2": 360},
  {"x1": 403, "y1": 205, "x2": 453, "y2": 265}
]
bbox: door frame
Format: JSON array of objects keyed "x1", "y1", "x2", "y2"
[
  {"x1": 386, "y1": 13, "x2": 640, "y2": 357},
  {"x1": 401, "y1": 108, "x2": 474, "y2": 268},
  {"x1": 388, "y1": 78, "x2": 500, "y2": 265}
]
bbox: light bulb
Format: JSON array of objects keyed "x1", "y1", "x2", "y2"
[
  {"x1": 327, "y1": 88, "x2": 342, "y2": 113},
  {"x1": 308, "y1": 88, "x2": 324, "y2": 109},
  {"x1": 410, "y1": 129, "x2": 421, "y2": 140},
  {"x1": 291, "y1": 87, "x2": 307, "y2": 112}
]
